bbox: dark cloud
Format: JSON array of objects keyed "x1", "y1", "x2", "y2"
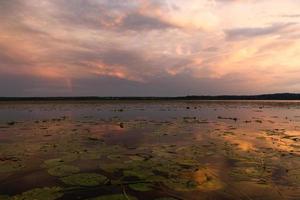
[
  {"x1": 0, "y1": 73, "x2": 71, "y2": 97},
  {"x1": 48, "y1": 0, "x2": 173, "y2": 31},
  {"x1": 46, "y1": 44, "x2": 192, "y2": 81},
  {"x1": 58, "y1": 72, "x2": 276, "y2": 96},
  {"x1": 0, "y1": 51, "x2": 26, "y2": 67},
  {"x1": 225, "y1": 23, "x2": 295, "y2": 40},
  {"x1": 120, "y1": 13, "x2": 174, "y2": 31},
  {"x1": 0, "y1": 0, "x2": 25, "y2": 17}
]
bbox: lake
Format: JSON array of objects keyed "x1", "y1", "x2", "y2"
[{"x1": 0, "y1": 101, "x2": 300, "y2": 200}]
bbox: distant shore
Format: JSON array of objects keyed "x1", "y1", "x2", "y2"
[{"x1": 0, "y1": 93, "x2": 300, "y2": 101}]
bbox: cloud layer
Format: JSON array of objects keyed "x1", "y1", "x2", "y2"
[{"x1": 0, "y1": 0, "x2": 300, "y2": 96}]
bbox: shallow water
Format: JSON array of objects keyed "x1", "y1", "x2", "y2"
[{"x1": 0, "y1": 101, "x2": 300, "y2": 200}]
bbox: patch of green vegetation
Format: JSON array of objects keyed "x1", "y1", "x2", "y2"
[
  {"x1": 128, "y1": 183, "x2": 153, "y2": 191},
  {"x1": 61, "y1": 173, "x2": 107, "y2": 186},
  {"x1": 60, "y1": 153, "x2": 79, "y2": 162},
  {"x1": 107, "y1": 154, "x2": 126, "y2": 160},
  {"x1": 129, "y1": 155, "x2": 145, "y2": 161},
  {"x1": 90, "y1": 194, "x2": 138, "y2": 200},
  {"x1": 43, "y1": 158, "x2": 65, "y2": 168},
  {"x1": 80, "y1": 151, "x2": 101, "y2": 160},
  {"x1": 100, "y1": 162, "x2": 125, "y2": 173},
  {"x1": 163, "y1": 178, "x2": 199, "y2": 191},
  {"x1": 122, "y1": 169, "x2": 154, "y2": 180},
  {"x1": 0, "y1": 161, "x2": 24, "y2": 173},
  {"x1": 0, "y1": 195, "x2": 10, "y2": 200},
  {"x1": 47, "y1": 165, "x2": 80, "y2": 177},
  {"x1": 12, "y1": 187, "x2": 63, "y2": 200}
]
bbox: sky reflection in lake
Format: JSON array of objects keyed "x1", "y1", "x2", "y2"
[{"x1": 0, "y1": 101, "x2": 300, "y2": 200}]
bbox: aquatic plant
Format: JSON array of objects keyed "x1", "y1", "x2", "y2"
[{"x1": 61, "y1": 173, "x2": 108, "y2": 186}]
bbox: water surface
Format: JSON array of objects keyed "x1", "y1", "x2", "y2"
[{"x1": 0, "y1": 101, "x2": 300, "y2": 200}]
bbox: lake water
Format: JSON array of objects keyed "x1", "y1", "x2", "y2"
[{"x1": 0, "y1": 101, "x2": 300, "y2": 200}]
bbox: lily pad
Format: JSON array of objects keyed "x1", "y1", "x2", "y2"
[
  {"x1": 129, "y1": 155, "x2": 145, "y2": 161},
  {"x1": 164, "y1": 178, "x2": 199, "y2": 192},
  {"x1": 47, "y1": 165, "x2": 80, "y2": 177},
  {"x1": 90, "y1": 194, "x2": 138, "y2": 200},
  {"x1": 129, "y1": 183, "x2": 153, "y2": 191},
  {"x1": 107, "y1": 154, "x2": 126, "y2": 161},
  {"x1": 12, "y1": 187, "x2": 63, "y2": 200},
  {"x1": 100, "y1": 163, "x2": 125, "y2": 173},
  {"x1": 0, "y1": 161, "x2": 24, "y2": 173},
  {"x1": 0, "y1": 195, "x2": 10, "y2": 200},
  {"x1": 43, "y1": 158, "x2": 65, "y2": 168},
  {"x1": 61, "y1": 173, "x2": 107, "y2": 186}
]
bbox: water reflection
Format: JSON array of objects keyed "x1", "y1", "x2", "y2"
[{"x1": 0, "y1": 101, "x2": 300, "y2": 200}]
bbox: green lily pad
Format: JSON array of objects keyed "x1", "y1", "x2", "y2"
[
  {"x1": 90, "y1": 194, "x2": 138, "y2": 200},
  {"x1": 80, "y1": 151, "x2": 101, "y2": 160},
  {"x1": 0, "y1": 161, "x2": 24, "y2": 173},
  {"x1": 0, "y1": 195, "x2": 10, "y2": 200},
  {"x1": 107, "y1": 154, "x2": 126, "y2": 161},
  {"x1": 60, "y1": 153, "x2": 79, "y2": 162},
  {"x1": 12, "y1": 187, "x2": 63, "y2": 200},
  {"x1": 164, "y1": 178, "x2": 199, "y2": 192},
  {"x1": 47, "y1": 165, "x2": 80, "y2": 177},
  {"x1": 100, "y1": 163, "x2": 125, "y2": 173},
  {"x1": 129, "y1": 183, "x2": 153, "y2": 191},
  {"x1": 129, "y1": 155, "x2": 145, "y2": 161},
  {"x1": 61, "y1": 173, "x2": 107, "y2": 186},
  {"x1": 43, "y1": 158, "x2": 64, "y2": 168}
]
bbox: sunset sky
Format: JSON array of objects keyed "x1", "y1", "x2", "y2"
[{"x1": 0, "y1": 0, "x2": 300, "y2": 96}]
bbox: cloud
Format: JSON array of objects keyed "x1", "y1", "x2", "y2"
[
  {"x1": 225, "y1": 23, "x2": 296, "y2": 40},
  {"x1": 119, "y1": 13, "x2": 175, "y2": 30},
  {"x1": 281, "y1": 14, "x2": 300, "y2": 18},
  {"x1": 0, "y1": 0, "x2": 300, "y2": 96},
  {"x1": 40, "y1": 0, "x2": 174, "y2": 31}
]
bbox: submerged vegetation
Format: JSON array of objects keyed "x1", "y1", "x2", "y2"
[{"x1": 0, "y1": 101, "x2": 300, "y2": 199}]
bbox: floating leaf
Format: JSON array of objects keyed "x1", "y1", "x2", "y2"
[
  {"x1": 0, "y1": 161, "x2": 24, "y2": 173},
  {"x1": 129, "y1": 155, "x2": 145, "y2": 161},
  {"x1": 47, "y1": 165, "x2": 80, "y2": 177},
  {"x1": 129, "y1": 183, "x2": 153, "y2": 191},
  {"x1": 90, "y1": 194, "x2": 138, "y2": 200},
  {"x1": 12, "y1": 187, "x2": 63, "y2": 200},
  {"x1": 0, "y1": 195, "x2": 10, "y2": 200},
  {"x1": 61, "y1": 173, "x2": 107, "y2": 186},
  {"x1": 164, "y1": 178, "x2": 199, "y2": 192},
  {"x1": 43, "y1": 158, "x2": 64, "y2": 168}
]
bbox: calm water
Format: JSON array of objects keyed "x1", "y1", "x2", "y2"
[{"x1": 0, "y1": 101, "x2": 300, "y2": 200}]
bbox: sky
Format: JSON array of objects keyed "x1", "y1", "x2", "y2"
[{"x1": 0, "y1": 0, "x2": 300, "y2": 97}]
